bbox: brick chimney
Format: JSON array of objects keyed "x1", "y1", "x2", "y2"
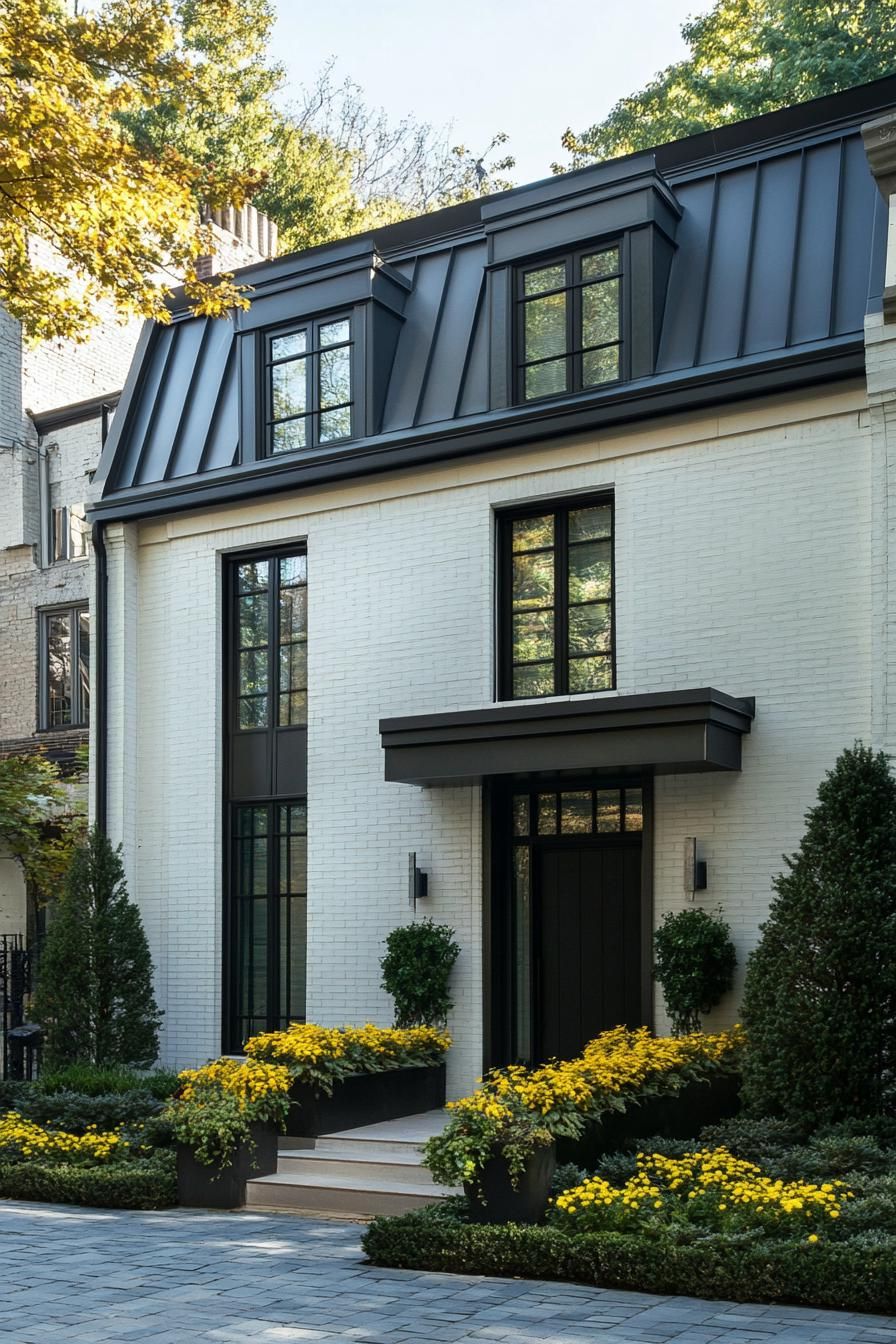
[{"x1": 196, "y1": 202, "x2": 279, "y2": 278}]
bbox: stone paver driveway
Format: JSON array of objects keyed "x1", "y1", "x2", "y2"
[{"x1": 1, "y1": 1202, "x2": 894, "y2": 1344}]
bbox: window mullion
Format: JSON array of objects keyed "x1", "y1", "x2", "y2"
[
  {"x1": 566, "y1": 258, "x2": 575, "y2": 395},
  {"x1": 269, "y1": 566, "x2": 277, "y2": 730},
  {"x1": 556, "y1": 511, "x2": 568, "y2": 695},
  {"x1": 310, "y1": 324, "x2": 319, "y2": 445},
  {"x1": 71, "y1": 608, "x2": 80, "y2": 725}
]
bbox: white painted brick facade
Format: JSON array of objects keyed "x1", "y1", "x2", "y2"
[{"x1": 100, "y1": 381, "x2": 875, "y2": 1091}]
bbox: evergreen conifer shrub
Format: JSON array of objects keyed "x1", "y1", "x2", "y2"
[
  {"x1": 32, "y1": 826, "x2": 161, "y2": 1070},
  {"x1": 741, "y1": 744, "x2": 896, "y2": 1125}
]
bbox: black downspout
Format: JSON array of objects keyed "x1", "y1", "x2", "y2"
[{"x1": 91, "y1": 522, "x2": 108, "y2": 834}]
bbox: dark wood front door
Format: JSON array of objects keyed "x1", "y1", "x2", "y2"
[{"x1": 536, "y1": 843, "x2": 643, "y2": 1061}]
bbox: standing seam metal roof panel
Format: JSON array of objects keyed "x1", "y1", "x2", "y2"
[{"x1": 96, "y1": 89, "x2": 891, "y2": 508}]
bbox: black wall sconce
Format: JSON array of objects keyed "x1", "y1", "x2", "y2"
[
  {"x1": 684, "y1": 837, "x2": 708, "y2": 897},
  {"x1": 408, "y1": 852, "x2": 429, "y2": 910}
]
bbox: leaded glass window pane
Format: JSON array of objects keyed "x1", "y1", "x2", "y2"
[
  {"x1": 512, "y1": 795, "x2": 530, "y2": 836},
  {"x1": 561, "y1": 792, "x2": 592, "y2": 834},
  {"x1": 568, "y1": 654, "x2": 613, "y2": 692},
  {"x1": 538, "y1": 794, "x2": 557, "y2": 835},
  {"x1": 596, "y1": 789, "x2": 622, "y2": 832}
]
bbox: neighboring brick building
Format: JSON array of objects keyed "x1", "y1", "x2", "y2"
[{"x1": 0, "y1": 208, "x2": 276, "y2": 943}]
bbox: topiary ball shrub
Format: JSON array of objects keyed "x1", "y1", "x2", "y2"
[
  {"x1": 741, "y1": 744, "x2": 896, "y2": 1127},
  {"x1": 653, "y1": 907, "x2": 737, "y2": 1035},
  {"x1": 380, "y1": 919, "x2": 460, "y2": 1028}
]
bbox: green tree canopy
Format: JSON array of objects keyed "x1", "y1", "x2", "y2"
[
  {"x1": 0, "y1": 0, "x2": 261, "y2": 341},
  {"x1": 561, "y1": 0, "x2": 896, "y2": 167},
  {"x1": 0, "y1": 754, "x2": 84, "y2": 906}
]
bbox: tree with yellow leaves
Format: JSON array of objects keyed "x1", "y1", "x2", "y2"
[{"x1": 0, "y1": 0, "x2": 259, "y2": 341}]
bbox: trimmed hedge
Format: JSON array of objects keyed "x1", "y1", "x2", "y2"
[
  {"x1": 362, "y1": 1209, "x2": 896, "y2": 1314},
  {"x1": 37, "y1": 1065, "x2": 178, "y2": 1099},
  {"x1": 0, "y1": 1155, "x2": 176, "y2": 1210}
]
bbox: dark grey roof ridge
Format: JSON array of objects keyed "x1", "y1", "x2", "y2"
[{"x1": 217, "y1": 73, "x2": 896, "y2": 293}]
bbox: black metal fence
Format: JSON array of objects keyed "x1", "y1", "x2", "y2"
[{"x1": 1, "y1": 933, "x2": 37, "y2": 1080}]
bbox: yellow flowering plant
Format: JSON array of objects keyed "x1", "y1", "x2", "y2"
[
  {"x1": 551, "y1": 1147, "x2": 854, "y2": 1239},
  {"x1": 164, "y1": 1058, "x2": 291, "y2": 1169},
  {"x1": 245, "y1": 1023, "x2": 451, "y2": 1094},
  {"x1": 0, "y1": 1111, "x2": 122, "y2": 1166},
  {"x1": 424, "y1": 1027, "x2": 743, "y2": 1190}
]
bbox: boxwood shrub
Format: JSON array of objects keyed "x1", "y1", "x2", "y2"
[
  {"x1": 362, "y1": 1209, "x2": 896, "y2": 1314},
  {"x1": 0, "y1": 1154, "x2": 176, "y2": 1209}
]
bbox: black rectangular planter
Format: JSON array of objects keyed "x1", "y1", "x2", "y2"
[
  {"x1": 557, "y1": 1073, "x2": 742, "y2": 1167},
  {"x1": 285, "y1": 1063, "x2": 446, "y2": 1138},
  {"x1": 177, "y1": 1121, "x2": 278, "y2": 1209}
]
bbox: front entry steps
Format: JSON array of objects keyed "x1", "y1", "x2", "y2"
[{"x1": 245, "y1": 1110, "x2": 460, "y2": 1218}]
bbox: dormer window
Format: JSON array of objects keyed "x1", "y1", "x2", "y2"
[
  {"x1": 266, "y1": 315, "x2": 353, "y2": 455},
  {"x1": 516, "y1": 245, "x2": 622, "y2": 402}
]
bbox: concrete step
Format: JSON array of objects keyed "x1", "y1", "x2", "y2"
[
  {"x1": 304, "y1": 1135, "x2": 426, "y2": 1160},
  {"x1": 277, "y1": 1149, "x2": 439, "y2": 1186},
  {"x1": 245, "y1": 1168, "x2": 458, "y2": 1218},
  {"x1": 249, "y1": 1110, "x2": 455, "y2": 1218}
]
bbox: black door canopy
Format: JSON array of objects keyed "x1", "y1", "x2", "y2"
[{"x1": 380, "y1": 688, "x2": 755, "y2": 787}]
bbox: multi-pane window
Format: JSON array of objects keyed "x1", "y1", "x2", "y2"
[
  {"x1": 235, "y1": 553, "x2": 307, "y2": 730},
  {"x1": 40, "y1": 605, "x2": 89, "y2": 728},
  {"x1": 231, "y1": 800, "x2": 307, "y2": 1042},
  {"x1": 266, "y1": 316, "x2": 353, "y2": 455},
  {"x1": 513, "y1": 787, "x2": 643, "y2": 838},
  {"x1": 517, "y1": 245, "x2": 622, "y2": 402},
  {"x1": 500, "y1": 498, "x2": 614, "y2": 699}
]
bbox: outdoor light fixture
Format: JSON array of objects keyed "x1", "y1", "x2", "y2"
[
  {"x1": 408, "y1": 852, "x2": 429, "y2": 910},
  {"x1": 684, "y1": 837, "x2": 707, "y2": 897}
]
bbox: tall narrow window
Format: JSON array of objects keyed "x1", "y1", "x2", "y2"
[
  {"x1": 50, "y1": 503, "x2": 88, "y2": 563},
  {"x1": 516, "y1": 245, "x2": 622, "y2": 402},
  {"x1": 236, "y1": 555, "x2": 308, "y2": 730},
  {"x1": 231, "y1": 800, "x2": 307, "y2": 1044},
  {"x1": 266, "y1": 315, "x2": 353, "y2": 455},
  {"x1": 39, "y1": 605, "x2": 89, "y2": 728},
  {"x1": 226, "y1": 547, "x2": 308, "y2": 1050},
  {"x1": 500, "y1": 497, "x2": 614, "y2": 699}
]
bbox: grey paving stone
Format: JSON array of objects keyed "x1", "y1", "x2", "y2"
[{"x1": 0, "y1": 1202, "x2": 891, "y2": 1344}]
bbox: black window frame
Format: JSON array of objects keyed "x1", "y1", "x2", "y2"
[
  {"x1": 514, "y1": 241, "x2": 625, "y2": 405},
  {"x1": 38, "y1": 603, "x2": 90, "y2": 730},
  {"x1": 223, "y1": 543, "x2": 309, "y2": 1053},
  {"x1": 231, "y1": 549, "x2": 308, "y2": 734},
  {"x1": 264, "y1": 312, "x2": 354, "y2": 457},
  {"x1": 228, "y1": 797, "x2": 308, "y2": 1045},
  {"x1": 497, "y1": 494, "x2": 616, "y2": 701}
]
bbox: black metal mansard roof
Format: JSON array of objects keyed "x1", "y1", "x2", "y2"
[{"x1": 90, "y1": 78, "x2": 895, "y2": 525}]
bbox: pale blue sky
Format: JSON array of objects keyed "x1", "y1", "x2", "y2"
[{"x1": 271, "y1": 0, "x2": 701, "y2": 184}]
